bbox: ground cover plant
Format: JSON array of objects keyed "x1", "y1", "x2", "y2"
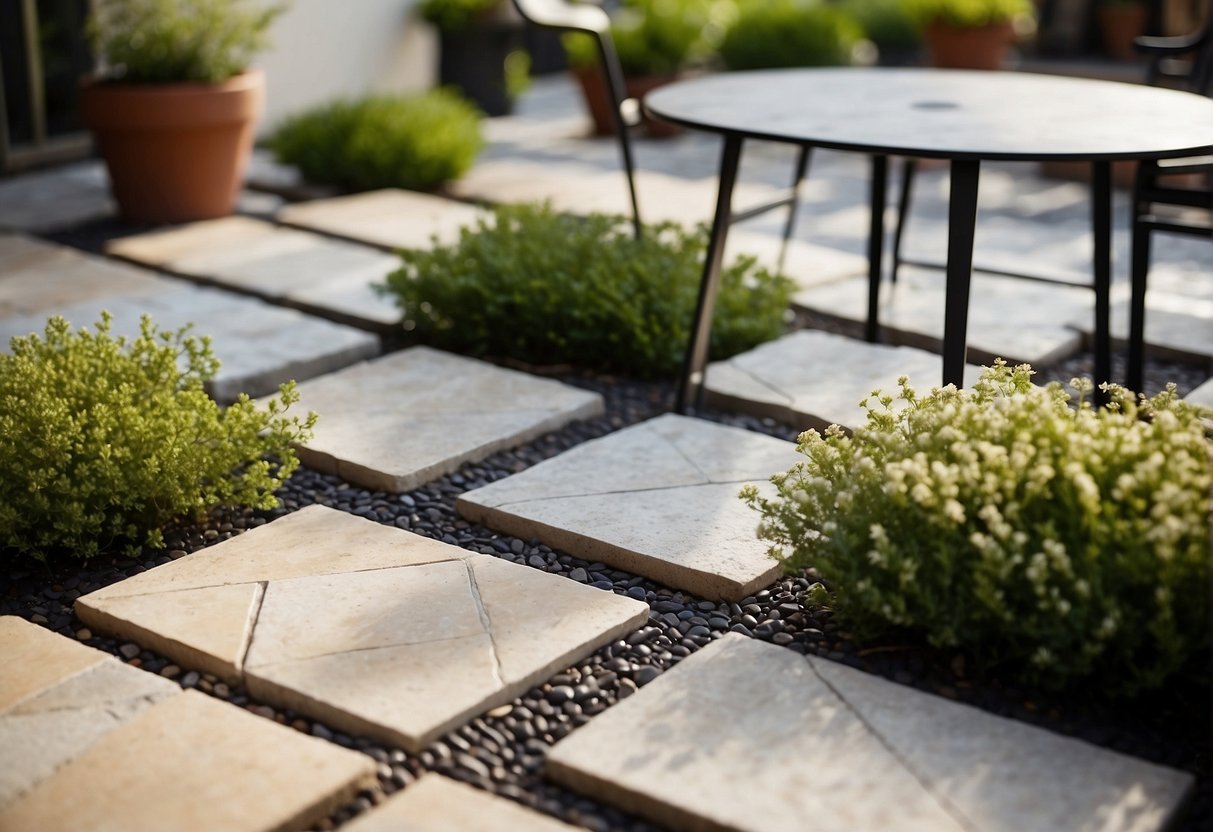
[
  {"x1": 900, "y1": 0, "x2": 1032, "y2": 28},
  {"x1": 270, "y1": 91, "x2": 483, "y2": 192},
  {"x1": 743, "y1": 361, "x2": 1212, "y2": 696},
  {"x1": 720, "y1": 0, "x2": 864, "y2": 70},
  {"x1": 0, "y1": 313, "x2": 316, "y2": 562},
  {"x1": 380, "y1": 202, "x2": 795, "y2": 378}
]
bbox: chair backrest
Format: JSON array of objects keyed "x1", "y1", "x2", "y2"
[{"x1": 509, "y1": 0, "x2": 610, "y2": 35}]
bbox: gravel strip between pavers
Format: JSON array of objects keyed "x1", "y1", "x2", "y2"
[{"x1": 3, "y1": 362, "x2": 1209, "y2": 831}]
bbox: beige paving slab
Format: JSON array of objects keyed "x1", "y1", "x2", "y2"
[
  {"x1": 77, "y1": 506, "x2": 649, "y2": 752},
  {"x1": 0, "y1": 276, "x2": 379, "y2": 402},
  {"x1": 0, "y1": 616, "x2": 109, "y2": 712},
  {"x1": 287, "y1": 347, "x2": 603, "y2": 493},
  {"x1": 548, "y1": 634, "x2": 1192, "y2": 832},
  {"x1": 344, "y1": 775, "x2": 579, "y2": 832},
  {"x1": 457, "y1": 413, "x2": 799, "y2": 601},
  {"x1": 0, "y1": 689, "x2": 376, "y2": 832},
  {"x1": 703, "y1": 329, "x2": 982, "y2": 432},
  {"x1": 107, "y1": 217, "x2": 401, "y2": 330},
  {"x1": 1069, "y1": 295, "x2": 1213, "y2": 367},
  {"x1": 278, "y1": 189, "x2": 489, "y2": 251},
  {"x1": 794, "y1": 268, "x2": 1095, "y2": 366},
  {"x1": 726, "y1": 228, "x2": 867, "y2": 290}
]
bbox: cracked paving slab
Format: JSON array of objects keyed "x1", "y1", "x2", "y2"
[
  {"x1": 75, "y1": 506, "x2": 648, "y2": 752},
  {"x1": 457, "y1": 413, "x2": 802, "y2": 601},
  {"x1": 547, "y1": 633, "x2": 1193, "y2": 832},
  {"x1": 282, "y1": 346, "x2": 604, "y2": 493},
  {"x1": 703, "y1": 329, "x2": 983, "y2": 432}
]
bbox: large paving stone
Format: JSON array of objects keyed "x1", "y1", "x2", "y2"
[
  {"x1": 286, "y1": 347, "x2": 603, "y2": 492},
  {"x1": 1188, "y1": 377, "x2": 1213, "y2": 409},
  {"x1": 343, "y1": 775, "x2": 579, "y2": 832},
  {"x1": 726, "y1": 228, "x2": 866, "y2": 291},
  {"x1": 0, "y1": 687, "x2": 375, "y2": 832},
  {"x1": 794, "y1": 268, "x2": 1094, "y2": 366},
  {"x1": 1069, "y1": 295, "x2": 1213, "y2": 369},
  {"x1": 703, "y1": 329, "x2": 982, "y2": 431},
  {"x1": 457, "y1": 413, "x2": 799, "y2": 600},
  {"x1": 0, "y1": 248, "x2": 379, "y2": 401},
  {"x1": 278, "y1": 189, "x2": 489, "y2": 251},
  {"x1": 548, "y1": 633, "x2": 1192, "y2": 832},
  {"x1": 107, "y1": 216, "x2": 401, "y2": 330},
  {"x1": 0, "y1": 162, "x2": 113, "y2": 232},
  {"x1": 76, "y1": 506, "x2": 649, "y2": 752}
]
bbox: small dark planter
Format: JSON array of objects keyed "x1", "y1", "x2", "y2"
[
  {"x1": 439, "y1": 24, "x2": 523, "y2": 116},
  {"x1": 524, "y1": 26, "x2": 568, "y2": 75}
]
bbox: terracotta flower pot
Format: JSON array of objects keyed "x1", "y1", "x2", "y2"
[
  {"x1": 923, "y1": 20, "x2": 1015, "y2": 69},
  {"x1": 625, "y1": 73, "x2": 684, "y2": 138},
  {"x1": 571, "y1": 65, "x2": 684, "y2": 138},
  {"x1": 80, "y1": 70, "x2": 264, "y2": 224}
]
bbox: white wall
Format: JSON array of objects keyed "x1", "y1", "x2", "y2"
[{"x1": 256, "y1": 0, "x2": 437, "y2": 133}]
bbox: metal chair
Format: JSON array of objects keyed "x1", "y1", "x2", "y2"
[{"x1": 1126, "y1": 16, "x2": 1212, "y2": 392}]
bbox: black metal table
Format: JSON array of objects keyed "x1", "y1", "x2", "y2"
[{"x1": 644, "y1": 68, "x2": 1213, "y2": 411}]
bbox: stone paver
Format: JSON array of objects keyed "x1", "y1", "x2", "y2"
[
  {"x1": 0, "y1": 162, "x2": 113, "y2": 232},
  {"x1": 76, "y1": 506, "x2": 649, "y2": 752},
  {"x1": 278, "y1": 189, "x2": 489, "y2": 251},
  {"x1": 107, "y1": 216, "x2": 402, "y2": 330},
  {"x1": 1188, "y1": 377, "x2": 1213, "y2": 409},
  {"x1": 793, "y1": 268, "x2": 1094, "y2": 367},
  {"x1": 343, "y1": 775, "x2": 579, "y2": 832},
  {"x1": 0, "y1": 237, "x2": 379, "y2": 401},
  {"x1": 285, "y1": 347, "x2": 603, "y2": 493},
  {"x1": 1069, "y1": 295, "x2": 1213, "y2": 368},
  {"x1": 457, "y1": 413, "x2": 799, "y2": 601},
  {"x1": 725, "y1": 228, "x2": 867, "y2": 291},
  {"x1": 703, "y1": 329, "x2": 982, "y2": 431},
  {"x1": 547, "y1": 633, "x2": 1192, "y2": 832}
]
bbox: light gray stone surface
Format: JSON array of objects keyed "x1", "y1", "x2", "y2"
[
  {"x1": 343, "y1": 775, "x2": 580, "y2": 832},
  {"x1": 793, "y1": 268, "x2": 1093, "y2": 367},
  {"x1": 286, "y1": 347, "x2": 603, "y2": 492},
  {"x1": 1188, "y1": 377, "x2": 1213, "y2": 409},
  {"x1": 703, "y1": 329, "x2": 982, "y2": 431},
  {"x1": 548, "y1": 633, "x2": 1193, "y2": 832},
  {"x1": 107, "y1": 216, "x2": 401, "y2": 330},
  {"x1": 458, "y1": 413, "x2": 799, "y2": 600},
  {"x1": 1069, "y1": 295, "x2": 1213, "y2": 367},
  {"x1": 76, "y1": 506, "x2": 648, "y2": 752},
  {"x1": 0, "y1": 162, "x2": 113, "y2": 232},
  {"x1": 278, "y1": 189, "x2": 489, "y2": 251}
]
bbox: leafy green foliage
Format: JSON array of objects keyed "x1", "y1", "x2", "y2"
[
  {"x1": 270, "y1": 92, "x2": 483, "y2": 192},
  {"x1": 900, "y1": 0, "x2": 1032, "y2": 28},
  {"x1": 87, "y1": 0, "x2": 283, "y2": 84},
  {"x1": 564, "y1": 0, "x2": 728, "y2": 76},
  {"x1": 0, "y1": 314, "x2": 316, "y2": 562},
  {"x1": 720, "y1": 0, "x2": 863, "y2": 70},
  {"x1": 743, "y1": 362, "x2": 1212, "y2": 696},
  {"x1": 841, "y1": 0, "x2": 920, "y2": 52},
  {"x1": 380, "y1": 203, "x2": 795, "y2": 378},
  {"x1": 418, "y1": 0, "x2": 502, "y2": 30}
]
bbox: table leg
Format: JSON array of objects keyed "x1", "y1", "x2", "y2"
[
  {"x1": 676, "y1": 134, "x2": 744, "y2": 414},
  {"x1": 943, "y1": 159, "x2": 980, "y2": 387},
  {"x1": 1091, "y1": 160, "x2": 1113, "y2": 400},
  {"x1": 865, "y1": 154, "x2": 889, "y2": 343}
]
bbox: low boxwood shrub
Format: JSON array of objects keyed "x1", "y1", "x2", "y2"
[
  {"x1": 270, "y1": 91, "x2": 483, "y2": 192},
  {"x1": 0, "y1": 313, "x2": 316, "y2": 562},
  {"x1": 563, "y1": 0, "x2": 725, "y2": 76},
  {"x1": 720, "y1": 0, "x2": 864, "y2": 70},
  {"x1": 380, "y1": 202, "x2": 795, "y2": 378},
  {"x1": 840, "y1": 0, "x2": 920, "y2": 57},
  {"x1": 742, "y1": 361, "x2": 1211, "y2": 696}
]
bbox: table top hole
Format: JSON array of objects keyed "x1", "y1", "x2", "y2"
[{"x1": 912, "y1": 100, "x2": 960, "y2": 110}]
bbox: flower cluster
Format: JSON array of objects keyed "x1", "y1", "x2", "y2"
[{"x1": 742, "y1": 361, "x2": 1211, "y2": 694}]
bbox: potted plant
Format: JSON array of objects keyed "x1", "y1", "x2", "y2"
[
  {"x1": 901, "y1": 0, "x2": 1034, "y2": 69},
  {"x1": 719, "y1": 0, "x2": 867, "y2": 71},
  {"x1": 563, "y1": 0, "x2": 717, "y2": 137},
  {"x1": 82, "y1": 0, "x2": 282, "y2": 224},
  {"x1": 419, "y1": 0, "x2": 528, "y2": 117},
  {"x1": 1098, "y1": 0, "x2": 1148, "y2": 60}
]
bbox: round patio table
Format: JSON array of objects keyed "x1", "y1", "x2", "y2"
[{"x1": 645, "y1": 68, "x2": 1213, "y2": 411}]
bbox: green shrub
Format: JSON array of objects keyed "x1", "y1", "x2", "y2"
[
  {"x1": 720, "y1": 0, "x2": 863, "y2": 70},
  {"x1": 270, "y1": 91, "x2": 483, "y2": 192},
  {"x1": 564, "y1": 0, "x2": 724, "y2": 76},
  {"x1": 418, "y1": 0, "x2": 501, "y2": 31},
  {"x1": 742, "y1": 362, "x2": 1211, "y2": 696},
  {"x1": 900, "y1": 0, "x2": 1032, "y2": 28},
  {"x1": 380, "y1": 202, "x2": 795, "y2": 378},
  {"x1": 0, "y1": 314, "x2": 316, "y2": 562},
  {"x1": 87, "y1": 0, "x2": 283, "y2": 84},
  {"x1": 841, "y1": 0, "x2": 920, "y2": 53}
]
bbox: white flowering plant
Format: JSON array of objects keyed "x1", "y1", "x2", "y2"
[{"x1": 741, "y1": 361, "x2": 1211, "y2": 694}]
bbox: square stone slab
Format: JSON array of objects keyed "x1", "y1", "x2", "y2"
[
  {"x1": 343, "y1": 775, "x2": 579, "y2": 832},
  {"x1": 703, "y1": 329, "x2": 982, "y2": 432},
  {"x1": 1187, "y1": 377, "x2": 1213, "y2": 409},
  {"x1": 106, "y1": 217, "x2": 402, "y2": 330},
  {"x1": 794, "y1": 268, "x2": 1095, "y2": 367},
  {"x1": 0, "y1": 161, "x2": 113, "y2": 232},
  {"x1": 457, "y1": 413, "x2": 800, "y2": 601},
  {"x1": 285, "y1": 346, "x2": 603, "y2": 493},
  {"x1": 548, "y1": 633, "x2": 1192, "y2": 832},
  {"x1": 1068, "y1": 295, "x2": 1213, "y2": 369},
  {"x1": 0, "y1": 688, "x2": 375, "y2": 832},
  {"x1": 278, "y1": 189, "x2": 489, "y2": 251},
  {"x1": 76, "y1": 506, "x2": 648, "y2": 752}
]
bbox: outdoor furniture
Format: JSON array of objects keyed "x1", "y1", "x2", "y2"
[
  {"x1": 644, "y1": 68, "x2": 1213, "y2": 412},
  {"x1": 1125, "y1": 18, "x2": 1213, "y2": 393}
]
